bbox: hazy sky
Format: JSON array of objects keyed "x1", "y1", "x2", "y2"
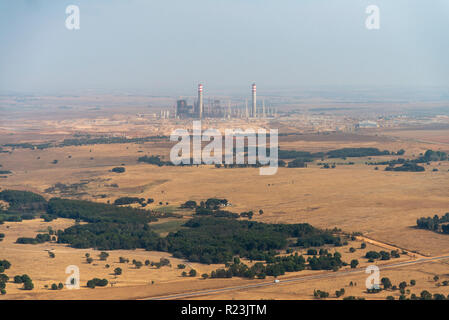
[{"x1": 0, "y1": 0, "x2": 448, "y2": 95}]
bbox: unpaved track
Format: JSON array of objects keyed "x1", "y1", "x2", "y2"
[
  {"x1": 355, "y1": 236, "x2": 426, "y2": 259},
  {"x1": 145, "y1": 254, "x2": 449, "y2": 300}
]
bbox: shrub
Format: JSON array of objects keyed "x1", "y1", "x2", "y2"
[
  {"x1": 111, "y1": 167, "x2": 125, "y2": 173},
  {"x1": 87, "y1": 278, "x2": 108, "y2": 289}
]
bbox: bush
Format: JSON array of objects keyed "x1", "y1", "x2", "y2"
[
  {"x1": 381, "y1": 277, "x2": 392, "y2": 289},
  {"x1": 350, "y1": 259, "x2": 359, "y2": 269},
  {"x1": 0, "y1": 260, "x2": 11, "y2": 270},
  {"x1": 111, "y1": 167, "x2": 125, "y2": 173},
  {"x1": 181, "y1": 201, "x2": 197, "y2": 209},
  {"x1": 365, "y1": 251, "x2": 381, "y2": 260},
  {"x1": 119, "y1": 257, "x2": 129, "y2": 263},
  {"x1": 99, "y1": 252, "x2": 109, "y2": 261},
  {"x1": 189, "y1": 269, "x2": 197, "y2": 277},
  {"x1": 87, "y1": 278, "x2": 108, "y2": 289},
  {"x1": 313, "y1": 289, "x2": 329, "y2": 299},
  {"x1": 23, "y1": 280, "x2": 34, "y2": 290}
]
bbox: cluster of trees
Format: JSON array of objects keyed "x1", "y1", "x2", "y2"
[
  {"x1": 1, "y1": 191, "x2": 345, "y2": 271},
  {"x1": 180, "y1": 200, "x2": 197, "y2": 209},
  {"x1": 44, "y1": 182, "x2": 88, "y2": 196},
  {"x1": 50, "y1": 283, "x2": 64, "y2": 290},
  {"x1": 385, "y1": 163, "x2": 425, "y2": 172},
  {"x1": 16, "y1": 233, "x2": 52, "y2": 245},
  {"x1": 280, "y1": 147, "x2": 394, "y2": 162},
  {"x1": 327, "y1": 148, "x2": 390, "y2": 158},
  {"x1": 13, "y1": 274, "x2": 34, "y2": 290},
  {"x1": 99, "y1": 252, "x2": 109, "y2": 261},
  {"x1": 182, "y1": 199, "x2": 258, "y2": 220},
  {"x1": 0, "y1": 260, "x2": 11, "y2": 294},
  {"x1": 279, "y1": 150, "x2": 321, "y2": 160},
  {"x1": 210, "y1": 255, "x2": 307, "y2": 280},
  {"x1": 2, "y1": 135, "x2": 168, "y2": 151},
  {"x1": 365, "y1": 250, "x2": 400, "y2": 262},
  {"x1": 0, "y1": 260, "x2": 11, "y2": 273},
  {"x1": 47, "y1": 198, "x2": 157, "y2": 224},
  {"x1": 3, "y1": 142, "x2": 52, "y2": 150},
  {"x1": 137, "y1": 155, "x2": 173, "y2": 166},
  {"x1": 119, "y1": 257, "x2": 129, "y2": 263},
  {"x1": 181, "y1": 269, "x2": 197, "y2": 277},
  {"x1": 146, "y1": 258, "x2": 171, "y2": 268},
  {"x1": 307, "y1": 252, "x2": 344, "y2": 271},
  {"x1": 164, "y1": 217, "x2": 342, "y2": 264},
  {"x1": 335, "y1": 288, "x2": 346, "y2": 298},
  {"x1": 287, "y1": 159, "x2": 308, "y2": 168},
  {"x1": 0, "y1": 190, "x2": 47, "y2": 213},
  {"x1": 296, "y1": 231, "x2": 343, "y2": 248},
  {"x1": 412, "y1": 291, "x2": 449, "y2": 300},
  {"x1": 57, "y1": 222, "x2": 160, "y2": 250},
  {"x1": 313, "y1": 289, "x2": 330, "y2": 299},
  {"x1": 86, "y1": 278, "x2": 108, "y2": 288},
  {"x1": 60, "y1": 135, "x2": 166, "y2": 147},
  {"x1": 416, "y1": 213, "x2": 449, "y2": 234},
  {"x1": 181, "y1": 198, "x2": 228, "y2": 210},
  {"x1": 113, "y1": 197, "x2": 147, "y2": 206},
  {"x1": 422, "y1": 150, "x2": 448, "y2": 162},
  {"x1": 369, "y1": 149, "x2": 447, "y2": 168}
]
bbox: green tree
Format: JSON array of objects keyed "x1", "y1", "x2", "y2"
[
  {"x1": 350, "y1": 259, "x2": 359, "y2": 269},
  {"x1": 23, "y1": 280, "x2": 34, "y2": 290},
  {"x1": 114, "y1": 267, "x2": 122, "y2": 276},
  {"x1": 381, "y1": 277, "x2": 392, "y2": 289},
  {"x1": 420, "y1": 290, "x2": 432, "y2": 300},
  {"x1": 189, "y1": 269, "x2": 197, "y2": 277},
  {"x1": 99, "y1": 251, "x2": 109, "y2": 261}
]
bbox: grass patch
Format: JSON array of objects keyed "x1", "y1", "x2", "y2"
[{"x1": 149, "y1": 219, "x2": 187, "y2": 236}]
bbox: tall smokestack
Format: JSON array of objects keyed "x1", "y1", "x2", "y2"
[
  {"x1": 198, "y1": 83, "x2": 203, "y2": 119},
  {"x1": 262, "y1": 99, "x2": 265, "y2": 118},
  {"x1": 252, "y1": 83, "x2": 257, "y2": 118}
]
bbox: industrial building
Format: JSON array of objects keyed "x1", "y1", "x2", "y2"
[{"x1": 171, "y1": 83, "x2": 276, "y2": 120}]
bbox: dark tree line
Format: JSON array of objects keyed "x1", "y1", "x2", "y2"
[{"x1": 417, "y1": 213, "x2": 449, "y2": 234}]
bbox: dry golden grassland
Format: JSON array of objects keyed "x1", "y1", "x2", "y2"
[{"x1": 1, "y1": 128, "x2": 449, "y2": 299}]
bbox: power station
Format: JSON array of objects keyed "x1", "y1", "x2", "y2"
[{"x1": 172, "y1": 83, "x2": 276, "y2": 120}]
